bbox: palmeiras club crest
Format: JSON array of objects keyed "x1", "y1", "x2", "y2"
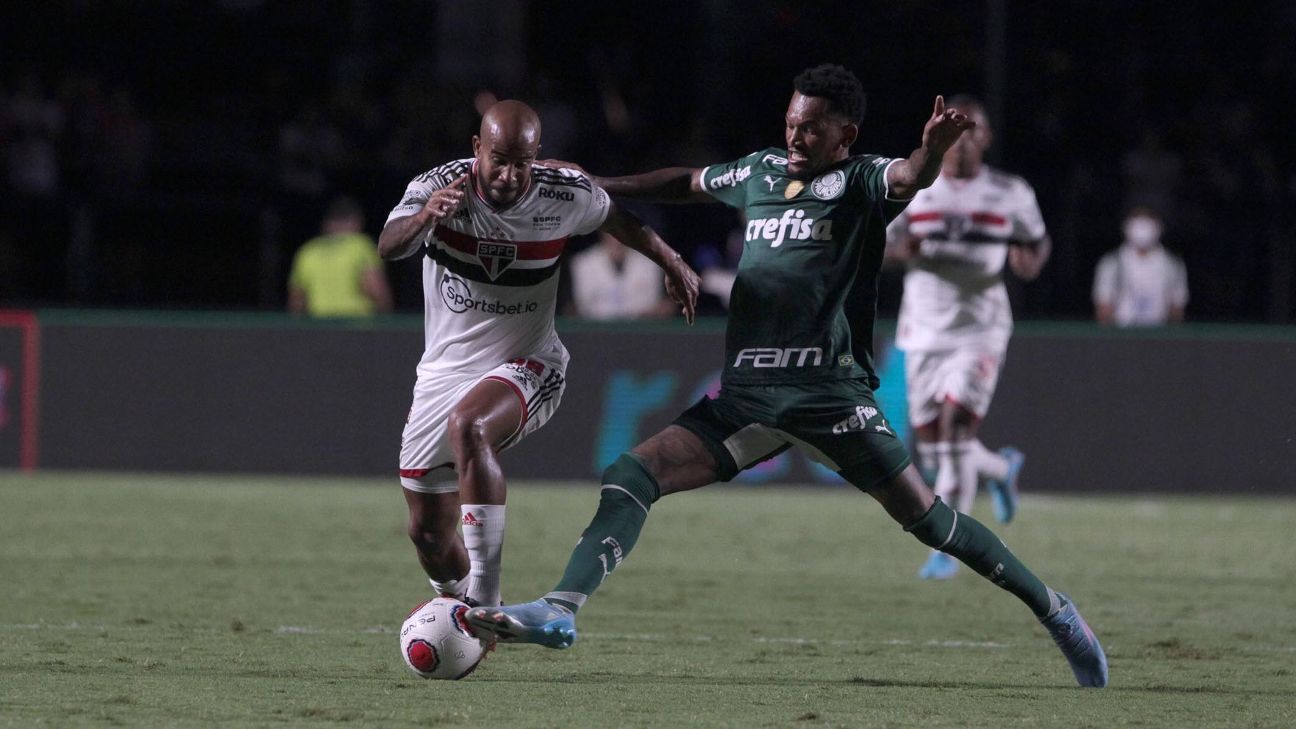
[
  {"x1": 811, "y1": 170, "x2": 846, "y2": 200},
  {"x1": 476, "y1": 241, "x2": 517, "y2": 280}
]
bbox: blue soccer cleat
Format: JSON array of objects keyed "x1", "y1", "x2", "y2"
[
  {"x1": 987, "y1": 447, "x2": 1025, "y2": 523},
  {"x1": 917, "y1": 551, "x2": 959, "y2": 580},
  {"x1": 464, "y1": 599, "x2": 577, "y2": 649},
  {"x1": 1040, "y1": 592, "x2": 1109, "y2": 688}
]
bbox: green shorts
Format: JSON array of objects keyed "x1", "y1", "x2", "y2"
[{"x1": 673, "y1": 379, "x2": 912, "y2": 492}]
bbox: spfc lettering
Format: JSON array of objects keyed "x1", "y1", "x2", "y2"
[{"x1": 477, "y1": 242, "x2": 517, "y2": 279}]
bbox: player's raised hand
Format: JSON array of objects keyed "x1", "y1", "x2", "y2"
[
  {"x1": 423, "y1": 174, "x2": 468, "y2": 222},
  {"x1": 663, "y1": 257, "x2": 701, "y2": 325},
  {"x1": 922, "y1": 95, "x2": 976, "y2": 155}
]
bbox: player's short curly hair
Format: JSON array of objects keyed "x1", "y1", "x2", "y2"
[{"x1": 793, "y1": 64, "x2": 866, "y2": 124}]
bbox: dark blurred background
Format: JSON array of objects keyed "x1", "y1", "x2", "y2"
[{"x1": 3, "y1": 0, "x2": 1293, "y2": 322}]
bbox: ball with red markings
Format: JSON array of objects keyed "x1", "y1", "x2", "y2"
[{"x1": 399, "y1": 597, "x2": 487, "y2": 680}]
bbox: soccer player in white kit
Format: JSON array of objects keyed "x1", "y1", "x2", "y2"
[
  {"x1": 378, "y1": 100, "x2": 699, "y2": 608},
  {"x1": 885, "y1": 95, "x2": 1050, "y2": 580}
]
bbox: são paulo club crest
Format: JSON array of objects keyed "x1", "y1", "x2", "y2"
[
  {"x1": 811, "y1": 170, "x2": 846, "y2": 200},
  {"x1": 476, "y1": 241, "x2": 517, "y2": 280}
]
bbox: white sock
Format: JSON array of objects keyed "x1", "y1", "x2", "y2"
[
  {"x1": 935, "y1": 440, "x2": 978, "y2": 514},
  {"x1": 971, "y1": 439, "x2": 1010, "y2": 481},
  {"x1": 460, "y1": 504, "x2": 506, "y2": 607},
  {"x1": 429, "y1": 577, "x2": 466, "y2": 599},
  {"x1": 915, "y1": 442, "x2": 940, "y2": 486}
]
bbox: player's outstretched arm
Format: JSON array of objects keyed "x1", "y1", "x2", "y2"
[
  {"x1": 539, "y1": 160, "x2": 712, "y2": 204},
  {"x1": 599, "y1": 202, "x2": 700, "y2": 323},
  {"x1": 378, "y1": 174, "x2": 468, "y2": 260},
  {"x1": 887, "y1": 96, "x2": 976, "y2": 200}
]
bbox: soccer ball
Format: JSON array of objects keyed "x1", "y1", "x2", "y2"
[{"x1": 399, "y1": 597, "x2": 487, "y2": 680}]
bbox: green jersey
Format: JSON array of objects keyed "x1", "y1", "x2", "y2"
[{"x1": 701, "y1": 147, "x2": 907, "y2": 387}]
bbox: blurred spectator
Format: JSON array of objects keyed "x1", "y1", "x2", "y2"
[
  {"x1": 1092, "y1": 208, "x2": 1188, "y2": 327},
  {"x1": 569, "y1": 231, "x2": 672, "y2": 320},
  {"x1": 287, "y1": 196, "x2": 392, "y2": 317},
  {"x1": 277, "y1": 103, "x2": 344, "y2": 197},
  {"x1": 691, "y1": 222, "x2": 744, "y2": 313},
  {"x1": 96, "y1": 88, "x2": 152, "y2": 194},
  {"x1": 3, "y1": 72, "x2": 64, "y2": 199},
  {"x1": 1120, "y1": 127, "x2": 1182, "y2": 228}
]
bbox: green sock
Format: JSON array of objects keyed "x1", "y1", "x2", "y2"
[
  {"x1": 905, "y1": 497, "x2": 1059, "y2": 617},
  {"x1": 544, "y1": 454, "x2": 660, "y2": 613}
]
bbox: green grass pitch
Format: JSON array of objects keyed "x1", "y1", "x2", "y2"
[{"x1": 1, "y1": 472, "x2": 1293, "y2": 727}]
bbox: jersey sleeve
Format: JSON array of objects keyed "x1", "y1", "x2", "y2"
[
  {"x1": 1092, "y1": 253, "x2": 1118, "y2": 305},
  {"x1": 385, "y1": 160, "x2": 469, "y2": 225},
  {"x1": 850, "y1": 155, "x2": 906, "y2": 202},
  {"x1": 572, "y1": 175, "x2": 612, "y2": 235},
  {"x1": 855, "y1": 155, "x2": 912, "y2": 225},
  {"x1": 700, "y1": 151, "x2": 763, "y2": 208},
  {"x1": 1010, "y1": 181, "x2": 1048, "y2": 242},
  {"x1": 355, "y1": 234, "x2": 382, "y2": 269},
  {"x1": 287, "y1": 246, "x2": 308, "y2": 290}
]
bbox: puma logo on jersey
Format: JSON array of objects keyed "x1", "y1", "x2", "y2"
[
  {"x1": 763, "y1": 175, "x2": 778, "y2": 191},
  {"x1": 744, "y1": 209, "x2": 833, "y2": 247}
]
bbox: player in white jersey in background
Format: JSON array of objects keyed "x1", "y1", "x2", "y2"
[
  {"x1": 378, "y1": 100, "x2": 699, "y2": 608},
  {"x1": 884, "y1": 95, "x2": 1050, "y2": 580}
]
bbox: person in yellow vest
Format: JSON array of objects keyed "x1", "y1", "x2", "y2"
[{"x1": 287, "y1": 196, "x2": 393, "y2": 316}]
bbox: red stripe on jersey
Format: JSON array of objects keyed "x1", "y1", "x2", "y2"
[
  {"x1": 434, "y1": 225, "x2": 568, "y2": 259},
  {"x1": 400, "y1": 468, "x2": 430, "y2": 478},
  {"x1": 971, "y1": 212, "x2": 1007, "y2": 226},
  {"x1": 908, "y1": 211, "x2": 1007, "y2": 226}
]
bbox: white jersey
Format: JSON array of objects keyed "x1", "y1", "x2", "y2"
[
  {"x1": 1092, "y1": 245, "x2": 1189, "y2": 326},
  {"x1": 888, "y1": 166, "x2": 1046, "y2": 352},
  {"x1": 386, "y1": 159, "x2": 611, "y2": 378}
]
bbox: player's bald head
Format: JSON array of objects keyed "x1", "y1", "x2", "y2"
[
  {"x1": 479, "y1": 100, "x2": 541, "y2": 151},
  {"x1": 473, "y1": 100, "x2": 541, "y2": 206}
]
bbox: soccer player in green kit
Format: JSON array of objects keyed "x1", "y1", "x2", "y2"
[{"x1": 467, "y1": 65, "x2": 1108, "y2": 688}]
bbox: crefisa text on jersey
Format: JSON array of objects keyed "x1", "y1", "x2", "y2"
[{"x1": 744, "y1": 209, "x2": 833, "y2": 247}]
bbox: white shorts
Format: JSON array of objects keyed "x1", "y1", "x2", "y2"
[
  {"x1": 399, "y1": 357, "x2": 566, "y2": 494},
  {"x1": 904, "y1": 348, "x2": 1004, "y2": 428}
]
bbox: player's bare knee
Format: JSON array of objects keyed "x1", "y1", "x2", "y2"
[
  {"x1": 407, "y1": 519, "x2": 456, "y2": 559},
  {"x1": 446, "y1": 410, "x2": 491, "y2": 458}
]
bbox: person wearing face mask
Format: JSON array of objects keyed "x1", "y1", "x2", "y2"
[{"x1": 1092, "y1": 208, "x2": 1188, "y2": 327}]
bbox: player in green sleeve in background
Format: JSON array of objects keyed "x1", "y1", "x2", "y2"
[{"x1": 468, "y1": 64, "x2": 1108, "y2": 688}]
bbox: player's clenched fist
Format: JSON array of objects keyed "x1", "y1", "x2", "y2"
[{"x1": 423, "y1": 174, "x2": 469, "y2": 221}]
